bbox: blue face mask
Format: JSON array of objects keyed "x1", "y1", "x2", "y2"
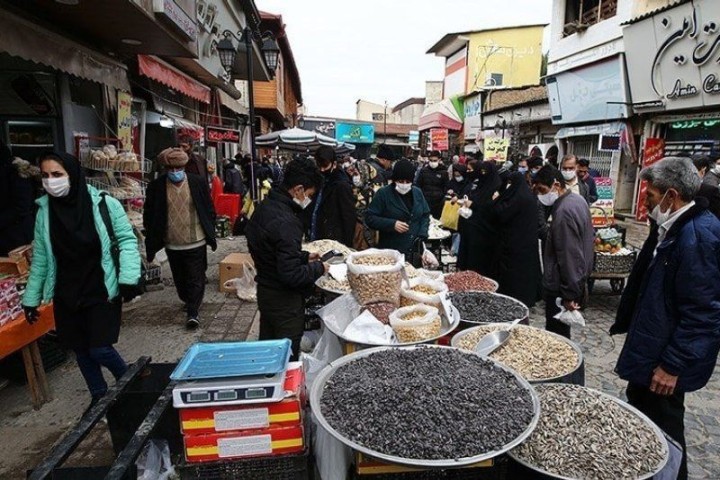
[
  {"x1": 518, "y1": 167, "x2": 528, "y2": 174},
  {"x1": 168, "y1": 170, "x2": 186, "y2": 183}
]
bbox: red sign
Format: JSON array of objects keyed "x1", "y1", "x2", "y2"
[
  {"x1": 206, "y1": 126, "x2": 241, "y2": 144},
  {"x1": 430, "y1": 128, "x2": 449, "y2": 151},
  {"x1": 636, "y1": 138, "x2": 665, "y2": 222}
]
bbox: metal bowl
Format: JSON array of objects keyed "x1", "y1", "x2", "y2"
[
  {"x1": 506, "y1": 383, "x2": 670, "y2": 480},
  {"x1": 450, "y1": 291, "x2": 530, "y2": 326},
  {"x1": 451, "y1": 324, "x2": 585, "y2": 385},
  {"x1": 443, "y1": 273, "x2": 500, "y2": 293},
  {"x1": 310, "y1": 344, "x2": 541, "y2": 468}
]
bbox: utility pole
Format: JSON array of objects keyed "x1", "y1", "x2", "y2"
[{"x1": 384, "y1": 100, "x2": 388, "y2": 144}]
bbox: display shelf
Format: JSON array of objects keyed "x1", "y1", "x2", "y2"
[{"x1": 86, "y1": 176, "x2": 147, "y2": 200}]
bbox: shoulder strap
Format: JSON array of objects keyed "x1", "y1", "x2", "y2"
[{"x1": 99, "y1": 192, "x2": 121, "y2": 276}]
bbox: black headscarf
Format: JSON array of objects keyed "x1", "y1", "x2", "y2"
[{"x1": 470, "y1": 161, "x2": 502, "y2": 203}]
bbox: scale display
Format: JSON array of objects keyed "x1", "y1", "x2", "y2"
[{"x1": 173, "y1": 372, "x2": 285, "y2": 408}]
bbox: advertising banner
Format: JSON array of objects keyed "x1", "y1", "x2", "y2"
[
  {"x1": 484, "y1": 137, "x2": 510, "y2": 162},
  {"x1": 636, "y1": 138, "x2": 666, "y2": 222},
  {"x1": 117, "y1": 91, "x2": 133, "y2": 150},
  {"x1": 206, "y1": 126, "x2": 241, "y2": 144},
  {"x1": 430, "y1": 128, "x2": 449, "y2": 151},
  {"x1": 591, "y1": 177, "x2": 615, "y2": 227},
  {"x1": 336, "y1": 123, "x2": 374, "y2": 144}
]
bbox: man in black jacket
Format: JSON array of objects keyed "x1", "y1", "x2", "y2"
[
  {"x1": 246, "y1": 158, "x2": 328, "y2": 360},
  {"x1": 0, "y1": 142, "x2": 37, "y2": 256},
  {"x1": 416, "y1": 150, "x2": 449, "y2": 219},
  {"x1": 367, "y1": 144, "x2": 395, "y2": 185},
  {"x1": 144, "y1": 148, "x2": 217, "y2": 330},
  {"x1": 310, "y1": 146, "x2": 357, "y2": 247}
]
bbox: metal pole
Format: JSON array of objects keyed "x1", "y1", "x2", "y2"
[
  {"x1": 384, "y1": 101, "x2": 387, "y2": 144},
  {"x1": 245, "y1": 26, "x2": 258, "y2": 200}
]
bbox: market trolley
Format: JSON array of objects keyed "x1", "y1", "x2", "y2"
[{"x1": 589, "y1": 212, "x2": 637, "y2": 294}]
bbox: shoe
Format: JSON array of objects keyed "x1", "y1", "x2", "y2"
[{"x1": 186, "y1": 317, "x2": 200, "y2": 330}]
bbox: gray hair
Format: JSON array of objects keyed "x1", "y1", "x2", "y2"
[{"x1": 640, "y1": 156, "x2": 701, "y2": 201}]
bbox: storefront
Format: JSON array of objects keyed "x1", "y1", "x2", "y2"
[
  {"x1": 624, "y1": 0, "x2": 720, "y2": 218},
  {"x1": 419, "y1": 99, "x2": 463, "y2": 156}
]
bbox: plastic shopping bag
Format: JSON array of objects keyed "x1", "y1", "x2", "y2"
[
  {"x1": 136, "y1": 439, "x2": 176, "y2": 480},
  {"x1": 439, "y1": 200, "x2": 460, "y2": 231},
  {"x1": 223, "y1": 263, "x2": 257, "y2": 302},
  {"x1": 421, "y1": 242, "x2": 439, "y2": 269},
  {"x1": 554, "y1": 298, "x2": 586, "y2": 327}
]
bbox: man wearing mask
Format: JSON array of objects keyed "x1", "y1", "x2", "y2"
[
  {"x1": 144, "y1": 148, "x2": 217, "y2": 330},
  {"x1": 577, "y1": 158, "x2": 599, "y2": 203},
  {"x1": 533, "y1": 165, "x2": 594, "y2": 339},
  {"x1": 222, "y1": 158, "x2": 245, "y2": 195},
  {"x1": 560, "y1": 155, "x2": 591, "y2": 203},
  {"x1": 366, "y1": 159, "x2": 430, "y2": 264},
  {"x1": 310, "y1": 146, "x2": 357, "y2": 247},
  {"x1": 246, "y1": 158, "x2": 328, "y2": 360},
  {"x1": 611, "y1": 157, "x2": 720, "y2": 480},
  {"x1": 416, "y1": 151, "x2": 449, "y2": 219},
  {"x1": 178, "y1": 136, "x2": 208, "y2": 181},
  {"x1": 367, "y1": 145, "x2": 396, "y2": 184}
]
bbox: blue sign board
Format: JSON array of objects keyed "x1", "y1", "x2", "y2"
[{"x1": 336, "y1": 123, "x2": 375, "y2": 144}]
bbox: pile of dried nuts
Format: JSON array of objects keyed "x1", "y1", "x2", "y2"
[
  {"x1": 320, "y1": 348, "x2": 536, "y2": 460},
  {"x1": 302, "y1": 239, "x2": 354, "y2": 257},
  {"x1": 353, "y1": 255, "x2": 395, "y2": 266},
  {"x1": 444, "y1": 271, "x2": 498, "y2": 292},
  {"x1": 512, "y1": 384, "x2": 666, "y2": 480},
  {"x1": 456, "y1": 325, "x2": 579, "y2": 380},
  {"x1": 316, "y1": 276, "x2": 351, "y2": 293},
  {"x1": 363, "y1": 302, "x2": 396, "y2": 324},
  {"x1": 349, "y1": 270, "x2": 402, "y2": 305},
  {"x1": 449, "y1": 291, "x2": 527, "y2": 323}
]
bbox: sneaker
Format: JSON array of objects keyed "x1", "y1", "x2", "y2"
[{"x1": 186, "y1": 317, "x2": 200, "y2": 330}]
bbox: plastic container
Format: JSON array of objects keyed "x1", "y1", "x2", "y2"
[{"x1": 215, "y1": 193, "x2": 241, "y2": 223}]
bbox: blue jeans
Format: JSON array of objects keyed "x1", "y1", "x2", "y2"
[{"x1": 74, "y1": 346, "x2": 128, "y2": 398}]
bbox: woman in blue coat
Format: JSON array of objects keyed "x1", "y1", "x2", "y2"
[
  {"x1": 22, "y1": 152, "x2": 141, "y2": 406},
  {"x1": 365, "y1": 159, "x2": 430, "y2": 264}
]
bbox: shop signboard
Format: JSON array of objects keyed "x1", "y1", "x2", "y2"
[
  {"x1": 117, "y1": 91, "x2": 133, "y2": 150},
  {"x1": 463, "y1": 93, "x2": 482, "y2": 141},
  {"x1": 430, "y1": 128, "x2": 449, "y2": 151},
  {"x1": 300, "y1": 118, "x2": 336, "y2": 138},
  {"x1": 625, "y1": 0, "x2": 720, "y2": 113},
  {"x1": 206, "y1": 126, "x2": 241, "y2": 144},
  {"x1": 336, "y1": 123, "x2": 374, "y2": 144},
  {"x1": 409, "y1": 131, "x2": 419, "y2": 145},
  {"x1": 591, "y1": 178, "x2": 615, "y2": 227},
  {"x1": 153, "y1": 0, "x2": 197, "y2": 41},
  {"x1": 484, "y1": 136, "x2": 510, "y2": 162},
  {"x1": 635, "y1": 138, "x2": 666, "y2": 222},
  {"x1": 546, "y1": 56, "x2": 631, "y2": 125}
]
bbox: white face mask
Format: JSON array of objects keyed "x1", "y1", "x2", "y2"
[
  {"x1": 429, "y1": 161, "x2": 439, "y2": 169},
  {"x1": 395, "y1": 182, "x2": 412, "y2": 195},
  {"x1": 538, "y1": 190, "x2": 559, "y2": 207},
  {"x1": 292, "y1": 188, "x2": 312, "y2": 209},
  {"x1": 352, "y1": 175, "x2": 362, "y2": 187},
  {"x1": 648, "y1": 191, "x2": 671, "y2": 224},
  {"x1": 454, "y1": 175, "x2": 464, "y2": 182},
  {"x1": 43, "y1": 177, "x2": 71, "y2": 197},
  {"x1": 561, "y1": 170, "x2": 576, "y2": 181}
]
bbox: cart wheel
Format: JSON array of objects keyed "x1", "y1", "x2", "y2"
[{"x1": 611, "y1": 279, "x2": 625, "y2": 293}]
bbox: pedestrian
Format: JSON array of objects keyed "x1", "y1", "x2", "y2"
[
  {"x1": 0, "y1": 141, "x2": 37, "y2": 256},
  {"x1": 178, "y1": 135, "x2": 208, "y2": 181},
  {"x1": 560, "y1": 154, "x2": 591, "y2": 203},
  {"x1": 144, "y1": 148, "x2": 217, "y2": 330},
  {"x1": 22, "y1": 152, "x2": 141, "y2": 407},
  {"x1": 492, "y1": 172, "x2": 541, "y2": 308},
  {"x1": 447, "y1": 164, "x2": 471, "y2": 198},
  {"x1": 577, "y1": 158, "x2": 599, "y2": 203},
  {"x1": 533, "y1": 165, "x2": 594, "y2": 339},
  {"x1": 365, "y1": 159, "x2": 430, "y2": 265},
  {"x1": 457, "y1": 161, "x2": 501, "y2": 277},
  {"x1": 695, "y1": 154, "x2": 720, "y2": 188},
  {"x1": 691, "y1": 155, "x2": 720, "y2": 218},
  {"x1": 245, "y1": 158, "x2": 328, "y2": 360},
  {"x1": 310, "y1": 145, "x2": 357, "y2": 248},
  {"x1": 416, "y1": 150, "x2": 449, "y2": 219},
  {"x1": 515, "y1": 157, "x2": 529, "y2": 175},
  {"x1": 222, "y1": 158, "x2": 245, "y2": 195},
  {"x1": 611, "y1": 157, "x2": 720, "y2": 480},
  {"x1": 367, "y1": 145, "x2": 395, "y2": 184}
]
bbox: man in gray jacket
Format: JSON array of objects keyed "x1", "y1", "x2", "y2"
[{"x1": 533, "y1": 165, "x2": 594, "y2": 339}]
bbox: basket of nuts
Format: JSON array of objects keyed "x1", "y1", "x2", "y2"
[
  {"x1": 400, "y1": 278, "x2": 448, "y2": 308},
  {"x1": 346, "y1": 249, "x2": 405, "y2": 306},
  {"x1": 389, "y1": 305, "x2": 442, "y2": 343}
]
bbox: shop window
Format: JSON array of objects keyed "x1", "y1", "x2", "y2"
[
  {"x1": 564, "y1": 0, "x2": 617, "y2": 36},
  {"x1": 69, "y1": 77, "x2": 103, "y2": 109},
  {"x1": 0, "y1": 71, "x2": 58, "y2": 116}
]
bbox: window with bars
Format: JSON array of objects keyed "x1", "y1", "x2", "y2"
[
  {"x1": 564, "y1": 0, "x2": 618, "y2": 36},
  {"x1": 568, "y1": 135, "x2": 614, "y2": 177}
]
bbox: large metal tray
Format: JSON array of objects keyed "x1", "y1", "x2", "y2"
[
  {"x1": 310, "y1": 345, "x2": 541, "y2": 468},
  {"x1": 507, "y1": 383, "x2": 669, "y2": 480},
  {"x1": 450, "y1": 291, "x2": 530, "y2": 325},
  {"x1": 170, "y1": 340, "x2": 291, "y2": 381},
  {"x1": 316, "y1": 293, "x2": 460, "y2": 347}
]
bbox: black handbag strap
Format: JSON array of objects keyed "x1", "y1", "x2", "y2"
[{"x1": 99, "y1": 192, "x2": 121, "y2": 277}]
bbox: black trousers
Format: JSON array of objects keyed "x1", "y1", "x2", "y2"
[
  {"x1": 166, "y1": 245, "x2": 208, "y2": 318},
  {"x1": 626, "y1": 383, "x2": 687, "y2": 480},
  {"x1": 257, "y1": 285, "x2": 304, "y2": 361},
  {"x1": 544, "y1": 293, "x2": 571, "y2": 339}
]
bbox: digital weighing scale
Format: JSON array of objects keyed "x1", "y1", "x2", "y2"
[{"x1": 172, "y1": 370, "x2": 287, "y2": 408}]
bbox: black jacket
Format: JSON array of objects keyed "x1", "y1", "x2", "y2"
[
  {"x1": 583, "y1": 175, "x2": 599, "y2": 203},
  {"x1": 367, "y1": 159, "x2": 392, "y2": 185},
  {"x1": 143, "y1": 173, "x2": 217, "y2": 262},
  {"x1": 313, "y1": 168, "x2": 357, "y2": 248},
  {"x1": 416, "y1": 165, "x2": 448, "y2": 218},
  {"x1": 0, "y1": 157, "x2": 36, "y2": 256},
  {"x1": 246, "y1": 188, "x2": 325, "y2": 292},
  {"x1": 697, "y1": 183, "x2": 720, "y2": 219},
  {"x1": 223, "y1": 164, "x2": 244, "y2": 195}
]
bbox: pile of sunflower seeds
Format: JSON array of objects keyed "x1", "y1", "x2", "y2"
[
  {"x1": 456, "y1": 325, "x2": 580, "y2": 381},
  {"x1": 449, "y1": 291, "x2": 528, "y2": 323},
  {"x1": 512, "y1": 384, "x2": 666, "y2": 480},
  {"x1": 319, "y1": 348, "x2": 536, "y2": 460}
]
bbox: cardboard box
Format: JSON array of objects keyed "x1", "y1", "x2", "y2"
[
  {"x1": 179, "y1": 365, "x2": 306, "y2": 435},
  {"x1": 8, "y1": 245, "x2": 32, "y2": 264},
  {"x1": 183, "y1": 424, "x2": 304, "y2": 463},
  {"x1": 219, "y1": 253, "x2": 254, "y2": 293},
  {"x1": 0, "y1": 256, "x2": 29, "y2": 275}
]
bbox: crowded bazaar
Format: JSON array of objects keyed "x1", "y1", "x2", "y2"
[{"x1": 1, "y1": 1, "x2": 720, "y2": 480}]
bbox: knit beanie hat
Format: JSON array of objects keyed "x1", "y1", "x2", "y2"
[
  {"x1": 157, "y1": 147, "x2": 189, "y2": 168},
  {"x1": 392, "y1": 159, "x2": 416, "y2": 182}
]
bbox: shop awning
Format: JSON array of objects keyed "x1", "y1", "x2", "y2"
[
  {"x1": 138, "y1": 55, "x2": 210, "y2": 104},
  {"x1": 0, "y1": 9, "x2": 130, "y2": 91},
  {"x1": 419, "y1": 99, "x2": 463, "y2": 131},
  {"x1": 555, "y1": 121, "x2": 626, "y2": 139},
  {"x1": 217, "y1": 89, "x2": 247, "y2": 116}
]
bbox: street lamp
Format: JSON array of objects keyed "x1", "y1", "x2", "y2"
[{"x1": 217, "y1": 28, "x2": 279, "y2": 200}]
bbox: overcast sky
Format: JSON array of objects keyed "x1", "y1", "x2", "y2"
[{"x1": 256, "y1": 0, "x2": 553, "y2": 119}]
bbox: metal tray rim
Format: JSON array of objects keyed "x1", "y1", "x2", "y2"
[
  {"x1": 451, "y1": 323, "x2": 585, "y2": 383},
  {"x1": 443, "y1": 274, "x2": 500, "y2": 293},
  {"x1": 506, "y1": 383, "x2": 670, "y2": 480},
  {"x1": 310, "y1": 344, "x2": 541, "y2": 468}
]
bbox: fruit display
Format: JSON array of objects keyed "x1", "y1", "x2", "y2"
[{"x1": 594, "y1": 228, "x2": 624, "y2": 254}]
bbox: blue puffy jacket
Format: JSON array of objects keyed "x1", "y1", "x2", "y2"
[{"x1": 614, "y1": 201, "x2": 720, "y2": 393}]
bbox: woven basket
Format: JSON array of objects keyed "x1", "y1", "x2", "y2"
[{"x1": 593, "y1": 251, "x2": 636, "y2": 274}]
